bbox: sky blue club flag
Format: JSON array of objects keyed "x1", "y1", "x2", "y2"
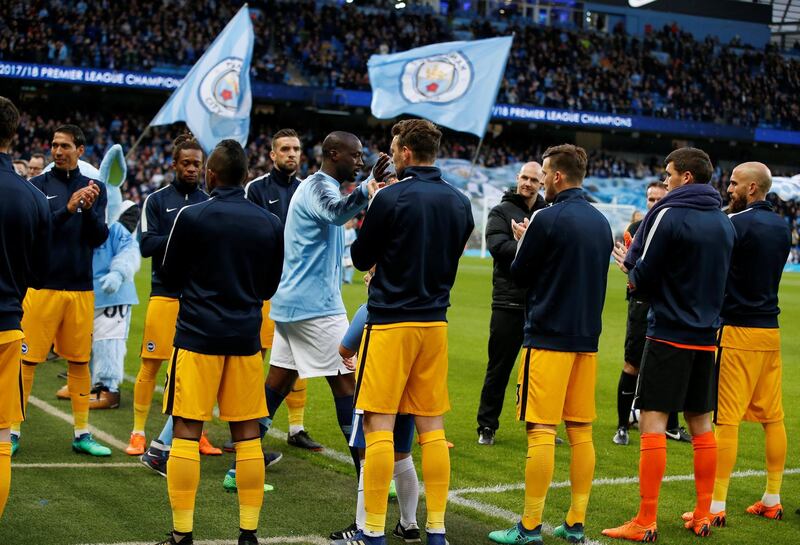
[
  {"x1": 150, "y1": 4, "x2": 254, "y2": 152},
  {"x1": 368, "y1": 36, "x2": 513, "y2": 137}
]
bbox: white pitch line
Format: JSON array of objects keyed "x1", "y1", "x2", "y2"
[
  {"x1": 81, "y1": 536, "x2": 329, "y2": 545},
  {"x1": 27, "y1": 395, "x2": 129, "y2": 452},
  {"x1": 13, "y1": 462, "x2": 141, "y2": 469},
  {"x1": 450, "y1": 467, "x2": 800, "y2": 496},
  {"x1": 123, "y1": 374, "x2": 354, "y2": 466}
]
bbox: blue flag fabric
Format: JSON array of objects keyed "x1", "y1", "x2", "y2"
[
  {"x1": 368, "y1": 36, "x2": 513, "y2": 137},
  {"x1": 150, "y1": 5, "x2": 254, "y2": 152}
]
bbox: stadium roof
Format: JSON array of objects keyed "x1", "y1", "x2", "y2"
[{"x1": 748, "y1": 0, "x2": 800, "y2": 47}]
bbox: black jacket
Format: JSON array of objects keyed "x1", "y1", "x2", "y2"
[
  {"x1": 629, "y1": 205, "x2": 736, "y2": 345},
  {"x1": 245, "y1": 167, "x2": 300, "y2": 224},
  {"x1": 0, "y1": 154, "x2": 51, "y2": 331},
  {"x1": 138, "y1": 179, "x2": 209, "y2": 298},
  {"x1": 29, "y1": 165, "x2": 108, "y2": 291},
  {"x1": 511, "y1": 188, "x2": 613, "y2": 352},
  {"x1": 161, "y1": 185, "x2": 284, "y2": 355},
  {"x1": 486, "y1": 190, "x2": 546, "y2": 310},
  {"x1": 722, "y1": 201, "x2": 791, "y2": 328},
  {"x1": 351, "y1": 166, "x2": 474, "y2": 324}
]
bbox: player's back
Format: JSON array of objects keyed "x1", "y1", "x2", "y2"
[
  {"x1": 162, "y1": 186, "x2": 284, "y2": 355},
  {"x1": 0, "y1": 157, "x2": 50, "y2": 330},
  {"x1": 354, "y1": 166, "x2": 474, "y2": 324},
  {"x1": 723, "y1": 201, "x2": 791, "y2": 327}
]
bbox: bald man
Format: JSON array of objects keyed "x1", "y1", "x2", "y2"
[
  {"x1": 477, "y1": 162, "x2": 546, "y2": 445},
  {"x1": 689, "y1": 162, "x2": 791, "y2": 527}
]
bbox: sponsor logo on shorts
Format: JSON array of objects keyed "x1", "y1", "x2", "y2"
[
  {"x1": 146, "y1": 341, "x2": 156, "y2": 352},
  {"x1": 21, "y1": 342, "x2": 28, "y2": 354}
]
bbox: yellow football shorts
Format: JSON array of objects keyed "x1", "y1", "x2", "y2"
[
  {"x1": 260, "y1": 300, "x2": 274, "y2": 350},
  {"x1": 163, "y1": 348, "x2": 267, "y2": 422},
  {"x1": 716, "y1": 325, "x2": 783, "y2": 425},
  {"x1": 140, "y1": 296, "x2": 179, "y2": 361},
  {"x1": 21, "y1": 288, "x2": 94, "y2": 363},
  {"x1": 354, "y1": 321, "x2": 449, "y2": 417},
  {"x1": 516, "y1": 348, "x2": 597, "y2": 425},
  {"x1": 0, "y1": 331, "x2": 24, "y2": 428}
]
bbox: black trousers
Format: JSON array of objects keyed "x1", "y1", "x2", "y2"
[{"x1": 477, "y1": 307, "x2": 525, "y2": 431}]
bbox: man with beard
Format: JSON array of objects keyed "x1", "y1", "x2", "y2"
[
  {"x1": 693, "y1": 162, "x2": 791, "y2": 527},
  {"x1": 126, "y1": 133, "x2": 219, "y2": 459},
  {"x1": 476, "y1": 162, "x2": 546, "y2": 446},
  {"x1": 244, "y1": 128, "x2": 322, "y2": 453}
]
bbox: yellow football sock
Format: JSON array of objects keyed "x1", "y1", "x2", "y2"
[
  {"x1": 364, "y1": 430, "x2": 394, "y2": 535},
  {"x1": 167, "y1": 438, "x2": 200, "y2": 533},
  {"x1": 133, "y1": 358, "x2": 162, "y2": 432},
  {"x1": 566, "y1": 425, "x2": 595, "y2": 526},
  {"x1": 420, "y1": 429, "x2": 450, "y2": 533},
  {"x1": 68, "y1": 362, "x2": 90, "y2": 432},
  {"x1": 286, "y1": 378, "x2": 307, "y2": 428},
  {"x1": 764, "y1": 421, "x2": 786, "y2": 496},
  {"x1": 12, "y1": 364, "x2": 36, "y2": 434},
  {"x1": 522, "y1": 428, "x2": 556, "y2": 530},
  {"x1": 712, "y1": 424, "x2": 739, "y2": 504},
  {"x1": 235, "y1": 438, "x2": 265, "y2": 531},
  {"x1": 0, "y1": 442, "x2": 10, "y2": 518}
]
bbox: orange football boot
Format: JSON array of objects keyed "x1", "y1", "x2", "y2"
[
  {"x1": 602, "y1": 520, "x2": 658, "y2": 542},
  {"x1": 682, "y1": 510, "x2": 726, "y2": 527},
  {"x1": 199, "y1": 431, "x2": 222, "y2": 456},
  {"x1": 125, "y1": 432, "x2": 146, "y2": 456},
  {"x1": 682, "y1": 514, "x2": 711, "y2": 537},
  {"x1": 746, "y1": 501, "x2": 783, "y2": 520}
]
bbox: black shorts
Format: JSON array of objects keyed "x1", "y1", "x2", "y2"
[
  {"x1": 623, "y1": 299, "x2": 649, "y2": 367},
  {"x1": 634, "y1": 339, "x2": 716, "y2": 414}
]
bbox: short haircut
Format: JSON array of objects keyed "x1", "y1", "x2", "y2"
[
  {"x1": 321, "y1": 131, "x2": 360, "y2": 158},
  {"x1": 271, "y1": 128, "x2": 299, "y2": 150},
  {"x1": 54, "y1": 124, "x2": 86, "y2": 147},
  {"x1": 647, "y1": 181, "x2": 666, "y2": 191},
  {"x1": 664, "y1": 147, "x2": 713, "y2": 184},
  {"x1": 0, "y1": 96, "x2": 20, "y2": 148},
  {"x1": 13, "y1": 159, "x2": 27, "y2": 167},
  {"x1": 542, "y1": 144, "x2": 588, "y2": 184},
  {"x1": 209, "y1": 139, "x2": 248, "y2": 186},
  {"x1": 172, "y1": 132, "x2": 203, "y2": 162},
  {"x1": 30, "y1": 152, "x2": 46, "y2": 162},
  {"x1": 391, "y1": 119, "x2": 441, "y2": 162}
]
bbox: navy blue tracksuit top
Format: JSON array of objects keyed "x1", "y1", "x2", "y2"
[
  {"x1": 629, "y1": 203, "x2": 736, "y2": 346},
  {"x1": 29, "y1": 165, "x2": 108, "y2": 291},
  {"x1": 722, "y1": 201, "x2": 791, "y2": 328},
  {"x1": 511, "y1": 187, "x2": 613, "y2": 352},
  {"x1": 351, "y1": 166, "x2": 474, "y2": 324},
  {"x1": 0, "y1": 154, "x2": 51, "y2": 331},
  {"x1": 244, "y1": 167, "x2": 300, "y2": 224},
  {"x1": 138, "y1": 179, "x2": 209, "y2": 298},
  {"x1": 161, "y1": 185, "x2": 284, "y2": 355}
]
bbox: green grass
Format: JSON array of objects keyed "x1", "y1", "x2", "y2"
[{"x1": 2, "y1": 257, "x2": 798, "y2": 544}]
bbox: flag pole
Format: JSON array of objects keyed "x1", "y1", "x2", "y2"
[
  {"x1": 466, "y1": 133, "x2": 484, "y2": 185},
  {"x1": 125, "y1": 125, "x2": 151, "y2": 161}
]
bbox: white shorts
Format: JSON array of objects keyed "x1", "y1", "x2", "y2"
[
  {"x1": 270, "y1": 314, "x2": 351, "y2": 378},
  {"x1": 93, "y1": 305, "x2": 132, "y2": 342}
]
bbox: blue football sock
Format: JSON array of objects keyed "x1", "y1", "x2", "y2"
[
  {"x1": 334, "y1": 394, "x2": 361, "y2": 476},
  {"x1": 157, "y1": 416, "x2": 174, "y2": 447}
]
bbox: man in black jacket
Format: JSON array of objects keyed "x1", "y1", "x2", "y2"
[
  {"x1": 476, "y1": 162, "x2": 546, "y2": 446},
  {"x1": 158, "y1": 139, "x2": 284, "y2": 545},
  {"x1": 0, "y1": 96, "x2": 50, "y2": 518}
]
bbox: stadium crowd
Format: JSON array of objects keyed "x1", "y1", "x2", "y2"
[{"x1": 2, "y1": 1, "x2": 799, "y2": 129}]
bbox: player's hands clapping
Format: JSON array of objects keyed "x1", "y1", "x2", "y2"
[
  {"x1": 67, "y1": 181, "x2": 101, "y2": 213},
  {"x1": 511, "y1": 217, "x2": 530, "y2": 241},
  {"x1": 613, "y1": 241, "x2": 629, "y2": 273}
]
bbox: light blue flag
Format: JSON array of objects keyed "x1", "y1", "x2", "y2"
[
  {"x1": 368, "y1": 36, "x2": 513, "y2": 137},
  {"x1": 150, "y1": 5, "x2": 254, "y2": 152}
]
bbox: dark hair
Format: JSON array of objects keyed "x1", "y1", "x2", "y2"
[
  {"x1": 54, "y1": 124, "x2": 86, "y2": 147},
  {"x1": 271, "y1": 128, "x2": 299, "y2": 149},
  {"x1": 208, "y1": 139, "x2": 248, "y2": 186},
  {"x1": 172, "y1": 132, "x2": 203, "y2": 162},
  {"x1": 30, "y1": 152, "x2": 46, "y2": 162},
  {"x1": 664, "y1": 147, "x2": 713, "y2": 184},
  {"x1": 0, "y1": 96, "x2": 20, "y2": 147},
  {"x1": 391, "y1": 119, "x2": 441, "y2": 162},
  {"x1": 542, "y1": 144, "x2": 588, "y2": 183},
  {"x1": 646, "y1": 181, "x2": 666, "y2": 191}
]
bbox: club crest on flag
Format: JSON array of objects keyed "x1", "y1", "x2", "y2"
[
  {"x1": 199, "y1": 58, "x2": 243, "y2": 117},
  {"x1": 401, "y1": 51, "x2": 472, "y2": 104}
]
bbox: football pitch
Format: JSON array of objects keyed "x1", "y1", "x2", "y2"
[{"x1": 2, "y1": 257, "x2": 798, "y2": 545}]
